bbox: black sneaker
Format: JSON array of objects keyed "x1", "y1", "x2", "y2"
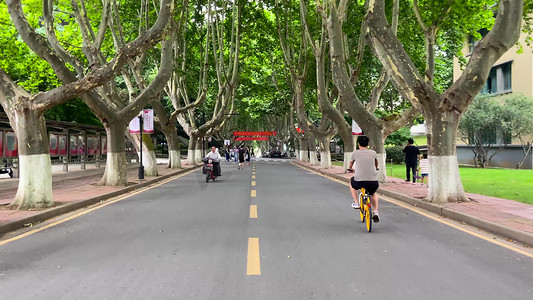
[{"x1": 372, "y1": 211, "x2": 380, "y2": 223}]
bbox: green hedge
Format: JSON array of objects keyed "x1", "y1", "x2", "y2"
[{"x1": 386, "y1": 146, "x2": 404, "y2": 164}]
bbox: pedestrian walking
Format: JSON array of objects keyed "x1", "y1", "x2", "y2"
[
  {"x1": 225, "y1": 147, "x2": 230, "y2": 163},
  {"x1": 245, "y1": 147, "x2": 251, "y2": 166},
  {"x1": 234, "y1": 147, "x2": 239, "y2": 163},
  {"x1": 238, "y1": 147, "x2": 245, "y2": 169},
  {"x1": 403, "y1": 138, "x2": 421, "y2": 183}
]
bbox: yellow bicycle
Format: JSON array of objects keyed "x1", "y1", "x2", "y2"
[{"x1": 358, "y1": 187, "x2": 372, "y2": 232}]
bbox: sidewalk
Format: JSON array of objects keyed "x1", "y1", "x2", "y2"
[
  {"x1": 294, "y1": 160, "x2": 533, "y2": 247},
  {"x1": 0, "y1": 160, "x2": 200, "y2": 237}
]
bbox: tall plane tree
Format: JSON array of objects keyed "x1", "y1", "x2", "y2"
[
  {"x1": 323, "y1": 0, "x2": 417, "y2": 180},
  {"x1": 8, "y1": 0, "x2": 177, "y2": 187},
  {"x1": 174, "y1": 0, "x2": 242, "y2": 165},
  {"x1": 366, "y1": 0, "x2": 523, "y2": 202},
  {"x1": 1, "y1": 0, "x2": 173, "y2": 208}
]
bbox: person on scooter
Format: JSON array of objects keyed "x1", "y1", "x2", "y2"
[{"x1": 205, "y1": 146, "x2": 221, "y2": 176}]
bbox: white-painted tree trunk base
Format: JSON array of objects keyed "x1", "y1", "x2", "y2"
[
  {"x1": 168, "y1": 150, "x2": 182, "y2": 168},
  {"x1": 194, "y1": 149, "x2": 203, "y2": 164},
  {"x1": 299, "y1": 150, "x2": 308, "y2": 162},
  {"x1": 12, "y1": 154, "x2": 53, "y2": 209},
  {"x1": 137, "y1": 150, "x2": 158, "y2": 176},
  {"x1": 98, "y1": 153, "x2": 128, "y2": 186},
  {"x1": 187, "y1": 149, "x2": 195, "y2": 165},
  {"x1": 427, "y1": 155, "x2": 468, "y2": 203},
  {"x1": 343, "y1": 152, "x2": 353, "y2": 171},
  {"x1": 376, "y1": 152, "x2": 387, "y2": 183},
  {"x1": 320, "y1": 151, "x2": 332, "y2": 168},
  {"x1": 309, "y1": 151, "x2": 318, "y2": 165}
]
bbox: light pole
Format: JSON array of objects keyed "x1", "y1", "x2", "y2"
[
  {"x1": 306, "y1": 111, "x2": 310, "y2": 159},
  {"x1": 138, "y1": 113, "x2": 144, "y2": 180}
]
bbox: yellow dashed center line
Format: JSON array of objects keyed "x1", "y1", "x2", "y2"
[
  {"x1": 251, "y1": 181, "x2": 256, "y2": 186},
  {"x1": 252, "y1": 175, "x2": 256, "y2": 179},
  {"x1": 251, "y1": 190, "x2": 256, "y2": 197},
  {"x1": 250, "y1": 205, "x2": 258, "y2": 218},
  {"x1": 252, "y1": 172, "x2": 256, "y2": 175},
  {"x1": 247, "y1": 238, "x2": 261, "y2": 275}
]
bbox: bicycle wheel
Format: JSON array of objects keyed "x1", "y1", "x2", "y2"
[
  {"x1": 359, "y1": 191, "x2": 365, "y2": 222},
  {"x1": 359, "y1": 200, "x2": 365, "y2": 222},
  {"x1": 366, "y1": 205, "x2": 373, "y2": 232}
]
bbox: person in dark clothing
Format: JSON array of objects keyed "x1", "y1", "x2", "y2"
[
  {"x1": 403, "y1": 138, "x2": 420, "y2": 183},
  {"x1": 245, "y1": 147, "x2": 251, "y2": 165},
  {"x1": 238, "y1": 147, "x2": 245, "y2": 169}
]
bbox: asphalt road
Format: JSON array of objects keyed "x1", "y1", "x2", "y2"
[{"x1": 1, "y1": 160, "x2": 532, "y2": 299}]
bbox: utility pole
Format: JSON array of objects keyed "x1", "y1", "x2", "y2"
[{"x1": 138, "y1": 114, "x2": 144, "y2": 180}]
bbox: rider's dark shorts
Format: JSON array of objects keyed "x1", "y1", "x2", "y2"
[{"x1": 350, "y1": 178, "x2": 379, "y2": 195}]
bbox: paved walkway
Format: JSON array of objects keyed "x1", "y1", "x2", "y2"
[
  {"x1": 294, "y1": 160, "x2": 533, "y2": 246},
  {"x1": 0, "y1": 160, "x2": 199, "y2": 236}
]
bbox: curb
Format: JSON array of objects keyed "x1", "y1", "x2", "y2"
[
  {"x1": 293, "y1": 161, "x2": 533, "y2": 247},
  {"x1": 0, "y1": 166, "x2": 201, "y2": 237}
]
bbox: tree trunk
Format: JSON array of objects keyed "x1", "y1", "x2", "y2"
[
  {"x1": 299, "y1": 138, "x2": 309, "y2": 162},
  {"x1": 187, "y1": 138, "x2": 197, "y2": 165},
  {"x1": 98, "y1": 122, "x2": 128, "y2": 186},
  {"x1": 309, "y1": 139, "x2": 318, "y2": 165},
  {"x1": 130, "y1": 134, "x2": 158, "y2": 176},
  {"x1": 195, "y1": 137, "x2": 203, "y2": 164},
  {"x1": 426, "y1": 110, "x2": 467, "y2": 203},
  {"x1": 10, "y1": 109, "x2": 53, "y2": 209},
  {"x1": 163, "y1": 128, "x2": 182, "y2": 169},
  {"x1": 343, "y1": 136, "x2": 356, "y2": 171},
  {"x1": 318, "y1": 137, "x2": 332, "y2": 169}
]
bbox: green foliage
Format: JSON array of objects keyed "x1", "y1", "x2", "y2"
[
  {"x1": 0, "y1": 3, "x2": 61, "y2": 93},
  {"x1": 460, "y1": 93, "x2": 533, "y2": 167},
  {"x1": 460, "y1": 93, "x2": 533, "y2": 144},
  {"x1": 44, "y1": 99, "x2": 102, "y2": 126},
  {"x1": 385, "y1": 127, "x2": 411, "y2": 146},
  {"x1": 499, "y1": 94, "x2": 533, "y2": 141},
  {"x1": 385, "y1": 146, "x2": 404, "y2": 164}
]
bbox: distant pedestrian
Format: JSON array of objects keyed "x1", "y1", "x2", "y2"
[
  {"x1": 419, "y1": 154, "x2": 429, "y2": 186},
  {"x1": 245, "y1": 147, "x2": 251, "y2": 165},
  {"x1": 225, "y1": 147, "x2": 230, "y2": 162},
  {"x1": 403, "y1": 138, "x2": 420, "y2": 183},
  {"x1": 238, "y1": 147, "x2": 245, "y2": 169},
  {"x1": 234, "y1": 147, "x2": 239, "y2": 163},
  {"x1": 251, "y1": 148, "x2": 255, "y2": 160}
]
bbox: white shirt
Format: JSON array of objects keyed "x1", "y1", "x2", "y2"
[
  {"x1": 205, "y1": 151, "x2": 221, "y2": 161},
  {"x1": 419, "y1": 159, "x2": 429, "y2": 174}
]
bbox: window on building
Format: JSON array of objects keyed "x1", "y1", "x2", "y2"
[
  {"x1": 7, "y1": 135, "x2": 16, "y2": 151},
  {"x1": 481, "y1": 61, "x2": 512, "y2": 95}
]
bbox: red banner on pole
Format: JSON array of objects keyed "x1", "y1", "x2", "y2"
[
  {"x1": 233, "y1": 131, "x2": 276, "y2": 136},
  {"x1": 235, "y1": 136, "x2": 270, "y2": 141}
]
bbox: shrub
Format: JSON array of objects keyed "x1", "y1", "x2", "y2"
[{"x1": 386, "y1": 146, "x2": 404, "y2": 164}]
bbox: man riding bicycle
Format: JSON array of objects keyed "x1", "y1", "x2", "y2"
[{"x1": 347, "y1": 135, "x2": 380, "y2": 222}]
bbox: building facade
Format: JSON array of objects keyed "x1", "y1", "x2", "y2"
[{"x1": 452, "y1": 31, "x2": 533, "y2": 169}]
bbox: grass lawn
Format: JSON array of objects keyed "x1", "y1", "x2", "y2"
[
  {"x1": 387, "y1": 163, "x2": 533, "y2": 204},
  {"x1": 332, "y1": 160, "x2": 533, "y2": 204},
  {"x1": 413, "y1": 135, "x2": 427, "y2": 146}
]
